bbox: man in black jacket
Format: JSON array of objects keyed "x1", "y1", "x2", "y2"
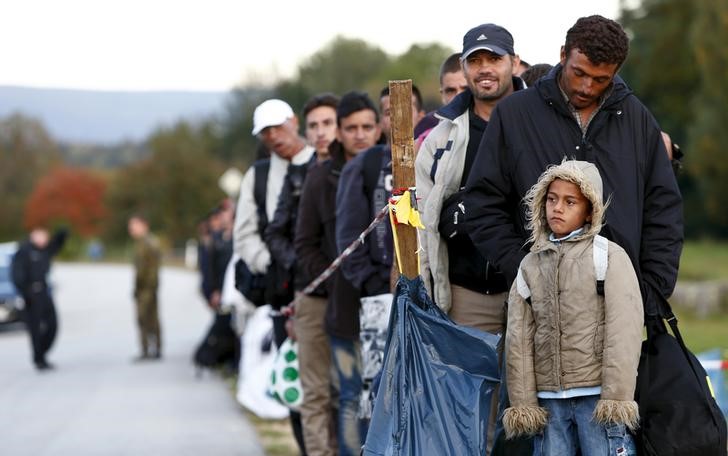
[
  {"x1": 463, "y1": 15, "x2": 682, "y2": 320},
  {"x1": 295, "y1": 91, "x2": 381, "y2": 456},
  {"x1": 11, "y1": 227, "x2": 67, "y2": 370}
]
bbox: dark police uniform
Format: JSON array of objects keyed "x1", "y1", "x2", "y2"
[{"x1": 11, "y1": 229, "x2": 68, "y2": 369}]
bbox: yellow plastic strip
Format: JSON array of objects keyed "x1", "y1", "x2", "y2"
[
  {"x1": 392, "y1": 190, "x2": 424, "y2": 228},
  {"x1": 389, "y1": 189, "x2": 424, "y2": 275},
  {"x1": 389, "y1": 204, "x2": 404, "y2": 274},
  {"x1": 706, "y1": 376, "x2": 716, "y2": 398}
]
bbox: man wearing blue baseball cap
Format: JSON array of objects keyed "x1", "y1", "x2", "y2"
[{"x1": 415, "y1": 23, "x2": 526, "y2": 455}]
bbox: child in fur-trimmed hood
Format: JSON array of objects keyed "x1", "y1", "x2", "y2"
[{"x1": 502, "y1": 160, "x2": 643, "y2": 454}]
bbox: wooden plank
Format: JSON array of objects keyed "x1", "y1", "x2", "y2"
[{"x1": 388, "y1": 80, "x2": 419, "y2": 279}]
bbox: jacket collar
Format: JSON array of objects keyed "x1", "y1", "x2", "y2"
[
  {"x1": 327, "y1": 140, "x2": 347, "y2": 175},
  {"x1": 535, "y1": 63, "x2": 632, "y2": 114},
  {"x1": 436, "y1": 76, "x2": 527, "y2": 121}
]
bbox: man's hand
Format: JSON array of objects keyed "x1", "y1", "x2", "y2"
[
  {"x1": 208, "y1": 290, "x2": 221, "y2": 310},
  {"x1": 285, "y1": 316, "x2": 297, "y2": 341}
]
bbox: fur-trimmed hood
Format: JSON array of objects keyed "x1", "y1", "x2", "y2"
[{"x1": 524, "y1": 160, "x2": 608, "y2": 249}]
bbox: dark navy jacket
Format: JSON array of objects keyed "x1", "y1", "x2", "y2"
[
  {"x1": 11, "y1": 229, "x2": 68, "y2": 298},
  {"x1": 463, "y1": 64, "x2": 683, "y2": 316},
  {"x1": 335, "y1": 145, "x2": 393, "y2": 297}
]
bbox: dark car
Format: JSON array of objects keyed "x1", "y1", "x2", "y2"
[{"x1": 0, "y1": 242, "x2": 24, "y2": 323}]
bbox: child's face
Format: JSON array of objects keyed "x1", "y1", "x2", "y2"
[{"x1": 545, "y1": 179, "x2": 592, "y2": 237}]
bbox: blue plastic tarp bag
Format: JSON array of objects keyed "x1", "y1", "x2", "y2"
[{"x1": 363, "y1": 276, "x2": 500, "y2": 456}]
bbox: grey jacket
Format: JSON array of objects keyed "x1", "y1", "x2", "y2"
[{"x1": 415, "y1": 93, "x2": 471, "y2": 312}]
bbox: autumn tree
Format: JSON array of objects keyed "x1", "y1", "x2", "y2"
[
  {"x1": 297, "y1": 36, "x2": 390, "y2": 97},
  {"x1": 620, "y1": 0, "x2": 728, "y2": 237},
  {"x1": 104, "y1": 120, "x2": 226, "y2": 246},
  {"x1": 686, "y1": 0, "x2": 728, "y2": 232},
  {"x1": 620, "y1": 0, "x2": 698, "y2": 145},
  {"x1": 0, "y1": 113, "x2": 60, "y2": 240},
  {"x1": 219, "y1": 87, "x2": 270, "y2": 167},
  {"x1": 369, "y1": 43, "x2": 452, "y2": 111},
  {"x1": 219, "y1": 38, "x2": 454, "y2": 169},
  {"x1": 23, "y1": 166, "x2": 107, "y2": 237}
]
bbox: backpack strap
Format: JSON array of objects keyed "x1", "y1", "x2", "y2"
[
  {"x1": 515, "y1": 267, "x2": 532, "y2": 305},
  {"x1": 252, "y1": 159, "x2": 271, "y2": 232},
  {"x1": 362, "y1": 145, "x2": 386, "y2": 202},
  {"x1": 516, "y1": 234, "x2": 609, "y2": 305},
  {"x1": 593, "y1": 234, "x2": 608, "y2": 296}
]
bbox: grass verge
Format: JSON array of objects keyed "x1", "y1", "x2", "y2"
[
  {"x1": 222, "y1": 373, "x2": 298, "y2": 456},
  {"x1": 674, "y1": 311, "x2": 728, "y2": 356},
  {"x1": 244, "y1": 412, "x2": 299, "y2": 456},
  {"x1": 679, "y1": 240, "x2": 728, "y2": 281}
]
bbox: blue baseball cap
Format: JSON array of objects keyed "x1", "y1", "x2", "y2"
[{"x1": 462, "y1": 23, "x2": 515, "y2": 59}]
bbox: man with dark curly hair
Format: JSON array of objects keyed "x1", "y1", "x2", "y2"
[{"x1": 463, "y1": 15, "x2": 682, "y2": 452}]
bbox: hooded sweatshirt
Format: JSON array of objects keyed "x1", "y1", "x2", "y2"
[{"x1": 502, "y1": 160, "x2": 643, "y2": 439}]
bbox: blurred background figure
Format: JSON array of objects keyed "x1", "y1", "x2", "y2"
[
  {"x1": 127, "y1": 214, "x2": 162, "y2": 362},
  {"x1": 10, "y1": 226, "x2": 68, "y2": 371},
  {"x1": 196, "y1": 213, "x2": 214, "y2": 303},
  {"x1": 207, "y1": 198, "x2": 235, "y2": 311},
  {"x1": 514, "y1": 59, "x2": 530, "y2": 76},
  {"x1": 520, "y1": 62, "x2": 554, "y2": 87},
  {"x1": 193, "y1": 198, "x2": 241, "y2": 376},
  {"x1": 86, "y1": 238, "x2": 105, "y2": 261},
  {"x1": 414, "y1": 52, "x2": 469, "y2": 147},
  {"x1": 378, "y1": 85, "x2": 426, "y2": 144}
]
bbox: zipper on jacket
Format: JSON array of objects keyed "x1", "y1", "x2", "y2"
[{"x1": 555, "y1": 244, "x2": 564, "y2": 390}]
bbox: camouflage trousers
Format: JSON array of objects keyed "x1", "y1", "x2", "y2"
[{"x1": 135, "y1": 289, "x2": 161, "y2": 356}]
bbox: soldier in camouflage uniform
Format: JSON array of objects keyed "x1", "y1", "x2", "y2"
[{"x1": 127, "y1": 215, "x2": 162, "y2": 360}]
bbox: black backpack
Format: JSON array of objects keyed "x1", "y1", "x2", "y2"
[
  {"x1": 234, "y1": 159, "x2": 270, "y2": 307},
  {"x1": 634, "y1": 312, "x2": 727, "y2": 455},
  {"x1": 193, "y1": 312, "x2": 240, "y2": 373},
  {"x1": 361, "y1": 144, "x2": 390, "y2": 204}
]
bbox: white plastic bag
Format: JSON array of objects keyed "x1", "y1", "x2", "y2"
[
  {"x1": 359, "y1": 293, "x2": 393, "y2": 419},
  {"x1": 236, "y1": 305, "x2": 289, "y2": 419}
]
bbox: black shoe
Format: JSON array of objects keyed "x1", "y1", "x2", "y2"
[
  {"x1": 35, "y1": 360, "x2": 55, "y2": 371},
  {"x1": 132, "y1": 354, "x2": 151, "y2": 363}
]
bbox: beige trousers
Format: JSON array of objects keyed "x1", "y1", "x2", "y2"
[
  {"x1": 295, "y1": 294, "x2": 336, "y2": 456},
  {"x1": 449, "y1": 285, "x2": 507, "y2": 456}
]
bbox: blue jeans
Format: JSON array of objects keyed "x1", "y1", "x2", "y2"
[
  {"x1": 534, "y1": 395, "x2": 637, "y2": 456},
  {"x1": 330, "y1": 335, "x2": 366, "y2": 456}
]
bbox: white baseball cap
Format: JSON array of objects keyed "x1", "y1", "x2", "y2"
[{"x1": 251, "y1": 99, "x2": 294, "y2": 135}]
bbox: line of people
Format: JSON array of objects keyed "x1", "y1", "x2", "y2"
[{"x1": 223, "y1": 14, "x2": 681, "y2": 456}]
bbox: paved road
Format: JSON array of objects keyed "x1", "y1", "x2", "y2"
[{"x1": 0, "y1": 263, "x2": 264, "y2": 456}]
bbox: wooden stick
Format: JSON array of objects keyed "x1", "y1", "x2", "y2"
[{"x1": 388, "y1": 80, "x2": 419, "y2": 279}]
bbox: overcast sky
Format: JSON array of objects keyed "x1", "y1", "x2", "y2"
[{"x1": 2, "y1": 0, "x2": 623, "y2": 92}]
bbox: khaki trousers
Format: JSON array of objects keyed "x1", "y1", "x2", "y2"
[
  {"x1": 295, "y1": 294, "x2": 336, "y2": 456},
  {"x1": 449, "y1": 285, "x2": 507, "y2": 456},
  {"x1": 135, "y1": 289, "x2": 160, "y2": 356}
]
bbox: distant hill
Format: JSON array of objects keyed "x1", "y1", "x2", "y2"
[{"x1": 0, "y1": 85, "x2": 230, "y2": 144}]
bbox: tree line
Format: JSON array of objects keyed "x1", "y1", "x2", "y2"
[{"x1": 1, "y1": 0, "x2": 726, "y2": 254}]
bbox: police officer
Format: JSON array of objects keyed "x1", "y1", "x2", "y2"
[
  {"x1": 127, "y1": 214, "x2": 162, "y2": 361},
  {"x1": 11, "y1": 226, "x2": 68, "y2": 371}
]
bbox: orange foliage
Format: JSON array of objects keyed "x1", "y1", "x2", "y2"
[{"x1": 24, "y1": 167, "x2": 107, "y2": 237}]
